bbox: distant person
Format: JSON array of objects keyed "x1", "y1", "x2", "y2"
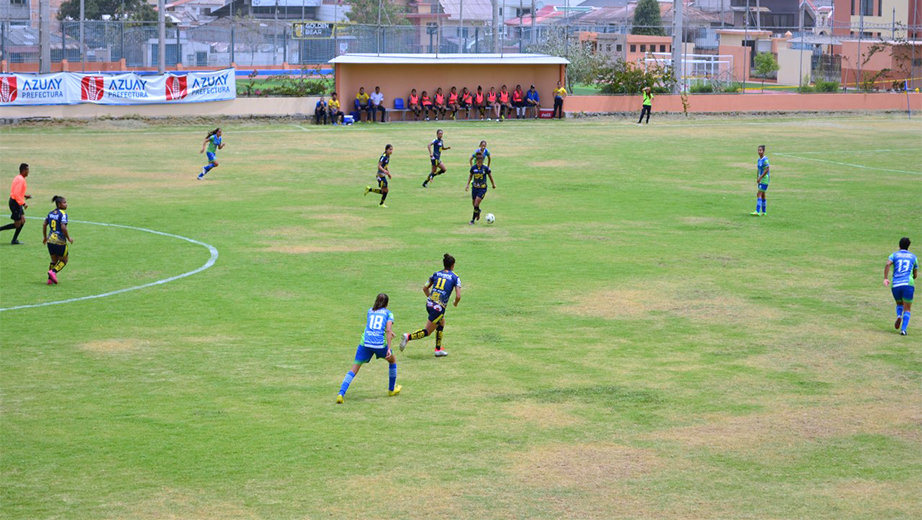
[
  {"x1": 487, "y1": 86, "x2": 499, "y2": 120},
  {"x1": 336, "y1": 293, "x2": 401, "y2": 404},
  {"x1": 448, "y1": 86, "x2": 460, "y2": 120},
  {"x1": 526, "y1": 84, "x2": 541, "y2": 118},
  {"x1": 370, "y1": 86, "x2": 387, "y2": 123},
  {"x1": 197, "y1": 128, "x2": 224, "y2": 180},
  {"x1": 408, "y1": 88, "x2": 422, "y2": 121},
  {"x1": 512, "y1": 84, "x2": 525, "y2": 118},
  {"x1": 885, "y1": 237, "x2": 918, "y2": 336},
  {"x1": 43, "y1": 195, "x2": 73, "y2": 285},
  {"x1": 365, "y1": 144, "x2": 393, "y2": 208},
  {"x1": 553, "y1": 81, "x2": 567, "y2": 119},
  {"x1": 498, "y1": 85, "x2": 512, "y2": 120},
  {"x1": 637, "y1": 86, "x2": 653, "y2": 125},
  {"x1": 751, "y1": 145, "x2": 769, "y2": 217},
  {"x1": 355, "y1": 87, "x2": 372, "y2": 122},
  {"x1": 328, "y1": 92, "x2": 345, "y2": 125},
  {"x1": 465, "y1": 152, "x2": 496, "y2": 226},
  {"x1": 420, "y1": 90, "x2": 433, "y2": 121},
  {"x1": 0, "y1": 163, "x2": 31, "y2": 244},
  {"x1": 473, "y1": 86, "x2": 486, "y2": 120},
  {"x1": 314, "y1": 94, "x2": 328, "y2": 125},
  {"x1": 433, "y1": 87, "x2": 446, "y2": 120},
  {"x1": 422, "y1": 128, "x2": 450, "y2": 188},
  {"x1": 460, "y1": 87, "x2": 473, "y2": 119},
  {"x1": 399, "y1": 253, "x2": 462, "y2": 358},
  {"x1": 469, "y1": 140, "x2": 491, "y2": 168}
]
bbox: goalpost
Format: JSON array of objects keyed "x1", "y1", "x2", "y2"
[{"x1": 643, "y1": 52, "x2": 735, "y2": 90}]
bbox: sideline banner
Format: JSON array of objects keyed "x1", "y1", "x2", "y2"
[{"x1": 0, "y1": 69, "x2": 236, "y2": 106}]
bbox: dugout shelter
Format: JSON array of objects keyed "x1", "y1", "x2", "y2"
[{"x1": 329, "y1": 53, "x2": 569, "y2": 116}]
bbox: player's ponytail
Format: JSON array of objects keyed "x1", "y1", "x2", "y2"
[
  {"x1": 51, "y1": 195, "x2": 63, "y2": 205},
  {"x1": 206, "y1": 128, "x2": 220, "y2": 138},
  {"x1": 443, "y1": 253, "x2": 455, "y2": 270},
  {"x1": 372, "y1": 293, "x2": 389, "y2": 311}
]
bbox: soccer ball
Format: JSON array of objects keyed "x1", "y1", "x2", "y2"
[{"x1": 485, "y1": 213, "x2": 495, "y2": 224}]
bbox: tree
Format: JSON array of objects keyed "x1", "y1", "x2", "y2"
[
  {"x1": 632, "y1": 0, "x2": 665, "y2": 36},
  {"x1": 346, "y1": 0, "x2": 410, "y2": 25},
  {"x1": 753, "y1": 52, "x2": 779, "y2": 91},
  {"x1": 57, "y1": 0, "x2": 158, "y2": 22},
  {"x1": 527, "y1": 28, "x2": 608, "y2": 92}
]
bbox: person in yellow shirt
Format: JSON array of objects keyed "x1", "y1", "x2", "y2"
[
  {"x1": 355, "y1": 87, "x2": 372, "y2": 122},
  {"x1": 552, "y1": 81, "x2": 567, "y2": 119},
  {"x1": 1, "y1": 163, "x2": 31, "y2": 245},
  {"x1": 328, "y1": 92, "x2": 344, "y2": 125},
  {"x1": 637, "y1": 86, "x2": 653, "y2": 124}
]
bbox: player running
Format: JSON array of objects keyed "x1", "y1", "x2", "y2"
[
  {"x1": 365, "y1": 144, "x2": 393, "y2": 207},
  {"x1": 399, "y1": 254, "x2": 461, "y2": 357},
  {"x1": 197, "y1": 128, "x2": 225, "y2": 180},
  {"x1": 751, "y1": 145, "x2": 769, "y2": 216},
  {"x1": 43, "y1": 195, "x2": 74, "y2": 285},
  {"x1": 469, "y1": 140, "x2": 491, "y2": 168},
  {"x1": 336, "y1": 293, "x2": 401, "y2": 404},
  {"x1": 885, "y1": 237, "x2": 918, "y2": 336},
  {"x1": 465, "y1": 152, "x2": 496, "y2": 225},
  {"x1": 0, "y1": 163, "x2": 31, "y2": 244},
  {"x1": 422, "y1": 129, "x2": 451, "y2": 188}
]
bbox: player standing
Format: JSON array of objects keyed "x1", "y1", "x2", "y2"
[
  {"x1": 365, "y1": 144, "x2": 393, "y2": 207},
  {"x1": 336, "y1": 293, "x2": 400, "y2": 404},
  {"x1": 469, "y1": 140, "x2": 491, "y2": 168},
  {"x1": 885, "y1": 237, "x2": 918, "y2": 336},
  {"x1": 399, "y1": 254, "x2": 461, "y2": 357},
  {"x1": 422, "y1": 129, "x2": 450, "y2": 188},
  {"x1": 0, "y1": 163, "x2": 31, "y2": 244},
  {"x1": 43, "y1": 195, "x2": 74, "y2": 285},
  {"x1": 197, "y1": 128, "x2": 225, "y2": 180},
  {"x1": 465, "y1": 152, "x2": 496, "y2": 225},
  {"x1": 751, "y1": 145, "x2": 770, "y2": 216}
]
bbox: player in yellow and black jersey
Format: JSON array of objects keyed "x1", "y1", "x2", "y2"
[
  {"x1": 365, "y1": 144, "x2": 393, "y2": 207},
  {"x1": 43, "y1": 195, "x2": 74, "y2": 285}
]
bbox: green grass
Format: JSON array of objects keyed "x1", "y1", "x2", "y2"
[{"x1": 1, "y1": 115, "x2": 921, "y2": 519}]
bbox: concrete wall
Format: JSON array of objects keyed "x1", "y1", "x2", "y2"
[
  {"x1": 334, "y1": 63, "x2": 566, "y2": 112},
  {"x1": 777, "y1": 48, "x2": 812, "y2": 86},
  {"x1": 0, "y1": 97, "x2": 319, "y2": 119}
]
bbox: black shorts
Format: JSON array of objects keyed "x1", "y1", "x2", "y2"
[
  {"x1": 8, "y1": 198, "x2": 23, "y2": 221},
  {"x1": 377, "y1": 177, "x2": 388, "y2": 189},
  {"x1": 431, "y1": 158, "x2": 442, "y2": 166},
  {"x1": 471, "y1": 187, "x2": 487, "y2": 200},
  {"x1": 47, "y1": 243, "x2": 68, "y2": 257},
  {"x1": 459, "y1": 101, "x2": 469, "y2": 108},
  {"x1": 426, "y1": 301, "x2": 446, "y2": 323}
]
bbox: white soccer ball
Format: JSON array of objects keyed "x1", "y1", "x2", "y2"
[{"x1": 485, "y1": 213, "x2": 495, "y2": 224}]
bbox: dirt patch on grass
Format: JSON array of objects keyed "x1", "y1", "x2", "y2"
[
  {"x1": 110, "y1": 487, "x2": 258, "y2": 520},
  {"x1": 680, "y1": 216, "x2": 736, "y2": 227},
  {"x1": 817, "y1": 480, "x2": 921, "y2": 517},
  {"x1": 513, "y1": 443, "x2": 663, "y2": 489},
  {"x1": 508, "y1": 402, "x2": 582, "y2": 428},
  {"x1": 263, "y1": 242, "x2": 387, "y2": 254},
  {"x1": 79, "y1": 338, "x2": 148, "y2": 353}
]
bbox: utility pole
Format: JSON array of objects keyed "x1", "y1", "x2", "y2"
[
  {"x1": 158, "y1": 0, "x2": 165, "y2": 72},
  {"x1": 230, "y1": 0, "x2": 235, "y2": 65},
  {"x1": 530, "y1": 0, "x2": 535, "y2": 44},
  {"x1": 798, "y1": 0, "x2": 805, "y2": 89},
  {"x1": 672, "y1": 0, "x2": 684, "y2": 93},
  {"x1": 743, "y1": 0, "x2": 749, "y2": 92},
  {"x1": 492, "y1": 0, "x2": 499, "y2": 52},
  {"x1": 39, "y1": 0, "x2": 51, "y2": 73},
  {"x1": 376, "y1": 0, "x2": 382, "y2": 55},
  {"x1": 80, "y1": 0, "x2": 85, "y2": 71},
  {"x1": 460, "y1": 0, "x2": 464, "y2": 53},
  {"x1": 274, "y1": 0, "x2": 279, "y2": 64},
  {"x1": 857, "y1": 4, "x2": 864, "y2": 90},
  {"x1": 755, "y1": 0, "x2": 761, "y2": 31}
]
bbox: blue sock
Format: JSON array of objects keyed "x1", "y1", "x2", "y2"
[
  {"x1": 339, "y1": 370, "x2": 355, "y2": 396},
  {"x1": 897, "y1": 304, "x2": 904, "y2": 317},
  {"x1": 756, "y1": 199, "x2": 761, "y2": 212},
  {"x1": 761, "y1": 199, "x2": 766, "y2": 214},
  {"x1": 902, "y1": 311, "x2": 911, "y2": 332},
  {"x1": 389, "y1": 364, "x2": 397, "y2": 392}
]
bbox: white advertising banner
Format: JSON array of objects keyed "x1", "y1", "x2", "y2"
[{"x1": 0, "y1": 69, "x2": 236, "y2": 106}]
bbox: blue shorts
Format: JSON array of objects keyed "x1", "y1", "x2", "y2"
[
  {"x1": 758, "y1": 183, "x2": 769, "y2": 191},
  {"x1": 377, "y1": 176, "x2": 388, "y2": 189},
  {"x1": 206, "y1": 152, "x2": 216, "y2": 163},
  {"x1": 892, "y1": 285, "x2": 915, "y2": 303},
  {"x1": 354, "y1": 344, "x2": 390, "y2": 364},
  {"x1": 431, "y1": 157, "x2": 442, "y2": 167},
  {"x1": 471, "y1": 187, "x2": 487, "y2": 200},
  {"x1": 426, "y1": 301, "x2": 445, "y2": 323}
]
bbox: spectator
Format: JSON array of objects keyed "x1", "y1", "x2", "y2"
[
  {"x1": 498, "y1": 85, "x2": 512, "y2": 120},
  {"x1": 370, "y1": 86, "x2": 387, "y2": 123},
  {"x1": 355, "y1": 87, "x2": 372, "y2": 122},
  {"x1": 448, "y1": 86, "x2": 460, "y2": 120},
  {"x1": 460, "y1": 87, "x2": 473, "y2": 119},
  {"x1": 408, "y1": 88, "x2": 422, "y2": 121},
  {"x1": 434, "y1": 87, "x2": 446, "y2": 120},
  {"x1": 328, "y1": 92, "x2": 345, "y2": 125},
  {"x1": 512, "y1": 84, "x2": 525, "y2": 119},
  {"x1": 553, "y1": 81, "x2": 567, "y2": 119},
  {"x1": 421, "y1": 90, "x2": 433, "y2": 121},
  {"x1": 487, "y1": 86, "x2": 499, "y2": 120},
  {"x1": 474, "y1": 86, "x2": 486, "y2": 120},
  {"x1": 525, "y1": 84, "x2": 540, "y2": 118},
  {"x1": 314, "y1": 94, "x2": 328, "y2": 125}
]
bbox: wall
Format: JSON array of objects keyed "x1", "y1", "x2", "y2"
[
  {"x1": 777, "y1": 47, "x2": 812, "y2": 85},
  {"x1": 0, "y1": 97, "x2": 319, "y2": 119},
  {"x1": 719, "y1": 44, "x2": 752, "y2": 82},
  {"x1": 563, "y1": 92, "x2": 922, "y2": 113},
  {"x1": 334, "y1": 63, "x2": 565, "y2": 111}
]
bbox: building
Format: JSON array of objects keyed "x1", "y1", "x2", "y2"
[
  {"x1": 832, "y1": 0, "x2": 921, "y2": 40},
  {"x1": 730, "y1": 0, "x2": 815, "y2": 33}
]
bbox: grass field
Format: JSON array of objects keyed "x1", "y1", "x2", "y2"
[{"x1": 1, "y1": 115, "x2": 920, "y2": 519}]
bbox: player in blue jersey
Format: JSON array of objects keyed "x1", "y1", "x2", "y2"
[
  {"x1": 198, "y1": 128, "x2": 225, "y2": 180},
  {"x1": 465, "y1": 152, "x2": 496, "y2": 225},
  {"x1": 884, "y1": 237, "x2": 918, "y2": 336},
  {"x1": 422, "y1": 129, "x2": 451, "y2": 188},
  {"x1": 365, "y1": 144, "x2": 393, "y2": 207},
  {"x1": 469, "y1": 140, "x2": 491, "y2": 168},
  {"x1": 43, "y1": 195, "x2": 74, "y2": 285},
  {"x1": 751, "y1": 145, "x2": 769, "y2": 216},
  {"x1": 337, "y1": 293, "x2": 401, "y2": 403},
  {"x1": 399, "y1": 253, "x2": 461, "y2": 357}
]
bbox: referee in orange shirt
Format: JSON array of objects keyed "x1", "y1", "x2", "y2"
[{"x1": 1, "y1": 163, "x2": 32, "y2": 244}]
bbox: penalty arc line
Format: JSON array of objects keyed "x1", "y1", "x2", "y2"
[
  {"x1": 0, "y1": 217, "x2": 218, "y2": 313},
  {"x1": 775, "y1": 153, "x2": 922, "y2": 175}
]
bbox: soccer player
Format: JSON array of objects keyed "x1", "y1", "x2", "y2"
[
  {"x1": 469, "y1": 140, "x2": 491, "y2": 168},
  {"x1": 448, "y1": 86, "x2": 460, "y2": 120},
  {"x1": 43, "y1": 195, "x2": 73, "y2": 285},
  {"x1": 365, "y1": 144, "x2": 393, "y2": 207},
  {"x1": 487, "y1": 86, "x2": 499, "y2": 120},
  {"x1": 408, "y1": 89, "x2": 422, "y2": 121},
  {"x1": 553, "y1": 81, "x2": 567, "y2": 119},
  {"x1": 752, "y1": 145, "x2": 770, "y2": 216},
  {"x1": 885, "y1": 237, "x2": 918, "y2": 336},
  {"x1": 197, "y1": 128, "x2": 224, "y2": 180},
  {"x1": 433, "y1": 88, "x2": 446, "y2": 121},
  {"x1": 512, "y1": 84, "x2": 525, "y2": 118},
  {"x1": 420, "y1": 90, "x2": 433, "y2": 121},
  {"x1": 399, "y1": 254, "x2": 461, "y2": 357},
  {"x1": 474, "y1": 86, "x2": 486, "y2": 120},
  {"x1": 460, "y1": 87, "x2": 472, "y2": 119},
  {"x1": 336, "y1": 293, "x2": 400, "y2": 404},
  {"x1": 1, "y1": 163, "x2": 31, "y2": 244},
  {"x1": 498, "y1": 85, "x2": 512, "y2": 120},
  {"x1": 465, "y1": 152, "x2": 496, "y2": 225},
  {"x1": 422, "y1": 129, "x2": 450, "y2": 188}
]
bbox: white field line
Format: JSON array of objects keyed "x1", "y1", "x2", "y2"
[
  {"x1": 0, "y1": 217, "x2": 218, "y2": 312},
  {"x1": 775, "y1": 152, "x2": 922, "y2": 175}
]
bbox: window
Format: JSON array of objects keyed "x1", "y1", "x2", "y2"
[
  {"x1": 606, "y1": 45, "x2": 612, "y2": 52},
  {"x1": 10, "y1": 0, "x2": 26, "y2": 4},
  {"x1": 660, "y1": 44, "x2": 666, "y2": 52},
  {"x1": 640, "y1": 44, "x2": 646, "y2": 52},
  {"x1": 630, "y1": 44, "x2": 636, "y2": 52},
  {"x1": 878, "y1": 0, "x2": 882, "y2": 16},
  {"x1": 851, "y1": 0, "x2": 855, "y2": 15},
  {"x1": 616, "y1": 44, "x2": 622, "y2": 52},
  {"x1": 860, "y1": 0, "x2": 873, "y2": 16}
]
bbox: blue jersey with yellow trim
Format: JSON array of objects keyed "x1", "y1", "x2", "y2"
[
  {"x1": 361, "y1": 307, "x2": 394, "y2": 348},
  {"x1": 470, "y1": 165, "x2": 491, "y2": 189},
  {"x1": 428, "y1": 270, "x2": 460, "y2": 306},
  {"x1": 431, "y1": 138, "x2": 445, "y2": 159},
  {"x1": 45, "y1": 208, "x2": 68, "y2": 245},
  {"x1": 889, "y1": 250, "x2": 918, "y2": 287},
  {"x1": 377, "y1": 154, "x2": 390, "y2": 178}
]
